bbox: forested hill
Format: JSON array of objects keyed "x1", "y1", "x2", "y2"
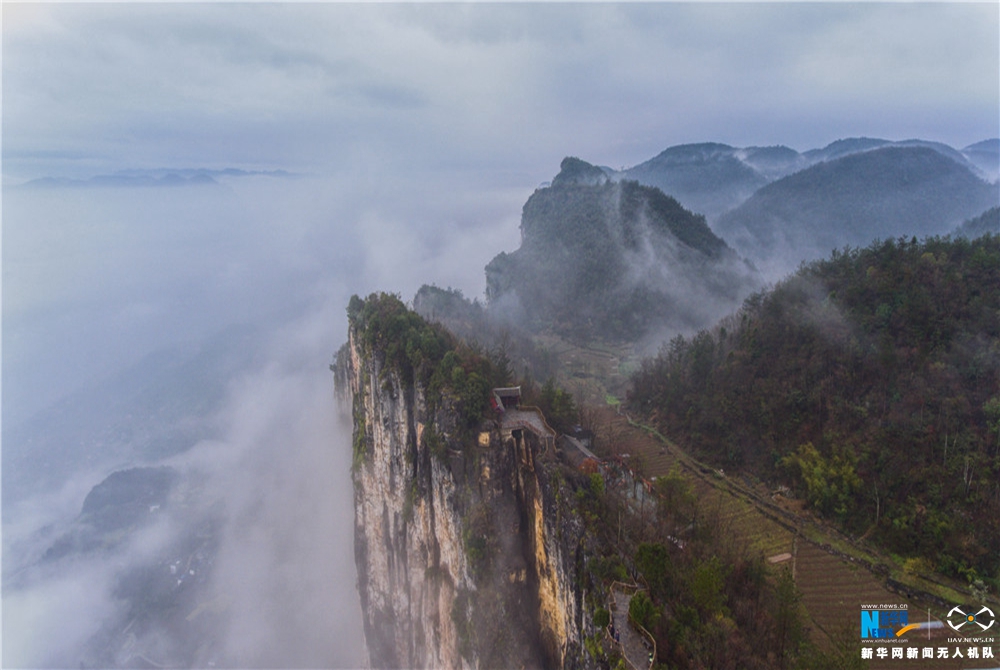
[
  {"x1": 957, "y1": 206, "x2": 1000, "y2": 239},
  {"x1": 630, "y1": 235, "x2": 1000, "y2": 582},
  {"x1": 610, "y1": 138, "x2": 997, "y2": 227},
  {"x1": 715, "y1": 146, "x2": 999, "y2": 276},
  {"x1": 485, "y1": 157, "x2": 759, "y2": 343},
  {"x1": 617, "y1": 143, "x2": 774, "y2": 221}
]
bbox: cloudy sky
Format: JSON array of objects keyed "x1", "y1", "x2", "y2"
[
  {"x1": 4, "y1": 4, "x2": 997, "y2": 392},
  {"x1": 1, "y1": 4, "x2": 998, "y2": 667},
  {"x1": 4, "y1": 2, "x2": 998, "y2": 185}
]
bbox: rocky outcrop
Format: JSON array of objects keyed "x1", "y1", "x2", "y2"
[
  {"x1": 343, "y1": 317, "x2": 595, "y2": 669},
  {"x1": 484, "y1": 159, "x2": 759, "y2": 343}
]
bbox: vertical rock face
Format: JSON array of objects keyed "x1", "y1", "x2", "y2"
[{"x1": 344, "y1": 329, "x2": 592, "y2": 669}]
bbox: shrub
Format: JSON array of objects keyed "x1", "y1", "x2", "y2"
[
  {"x1": 594, "y1": 607, "x2": 610, "y2": 629},
  {"x1": 628, "y1": 590, "x2": 660, "y2": 631}
]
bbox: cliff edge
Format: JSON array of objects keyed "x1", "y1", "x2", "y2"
[{"x1": 340, "y1": 293, "x2": 597, "y2": 669}]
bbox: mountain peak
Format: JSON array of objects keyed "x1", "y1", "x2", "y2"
[
  {"x1": 551, "y1": 156, "x2": 609, "y2": 187},
  {"x1": 486, "y1": 170, "x2": 758, "y2": 342}
]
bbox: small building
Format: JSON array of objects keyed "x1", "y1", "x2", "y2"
[
  {"x1": 559, "y1": 434, "x2": 602, "y2": 469},
  {"x1": 570, "y1": 425, "x2": 595, "y2": 450},
  {"x1": 492, "y1": 386, "x2": 522, "y2": 412}
]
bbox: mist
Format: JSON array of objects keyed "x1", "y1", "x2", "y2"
[
  {"x1": 3, "y1": 328, "x2": 365, "y2": 667},
  {"x1": 2, "y1": 173, "x2": 523, "y2": 427},
  {"x1": 2, "y1": 171, "x2": 525, "y2": 668}
]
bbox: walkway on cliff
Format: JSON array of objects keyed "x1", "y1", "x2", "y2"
[
  {"x1": 499, "y1": 407, "x2": 556, "y2": 443},
  {"x1": 610, "y1": 585, "x2": 652, "y2": 670}
]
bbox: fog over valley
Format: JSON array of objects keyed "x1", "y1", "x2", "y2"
[
  {"x1": 3, "y1": 170, "x2": 522, "y2": 667},
  {"x1": 2, "y1": 3, "x2": 998, "y2": 668}
]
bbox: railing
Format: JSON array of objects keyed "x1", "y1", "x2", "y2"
[
  {"x1": 607, "y1": 580, "x2": 657, "y2": 670},
  {"x1": 629, "y1": 614, "x2": 657, "y2": 670},
  {"x1": 515, "y1": 405, "x2": 557, "y2": 439},
  {"x1": 500, "y1": 405, "x2": 556, "y2": 450}
]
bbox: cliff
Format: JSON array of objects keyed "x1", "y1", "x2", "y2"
[
  {"x1": 484, "y1": 157, "x2": 759, "y2": 343},
  {"x1": 341, "y1": 294, "x2": 597, "y2": 669}
]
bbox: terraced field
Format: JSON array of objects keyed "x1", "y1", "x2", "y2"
[
  {"x1": 538, "y1": 335, "x2": 639, "y2": 405},
  {"x1": 795, "y1": 540, "x2": 891, "y2": 639},
  {"x1": 588, "y1": 408, "x2": 997, "y2": 668},
  {"x1": 793, "y1": 542, "x2": 992, "y2": 668},
  {"x1": 700, "y1": 488, "x2": 794, "y2": 559},
  {"x1": 592, "y1": 407, "x2": 795, "y2": 559}
]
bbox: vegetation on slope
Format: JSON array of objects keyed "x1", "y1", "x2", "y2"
[
  {"x1": 412, "y1": 284, "x2": 559, "y2": 383},
  {"x1": 346, "y1": 291, "x2": 580, "y2": 439},
  {"x1": 717, "y1": 146, "x2": 999, "y2": 270},
  {"x1": 345, "y1": 292, "x2": 514, "y2": 435},
  {"x1": 576, "y1": 459, "x2": 834, "y2": 670},
  {"x1": 956, "y1": 206, "x2": 1000, "y2": 239},
  {"x1": 630, "y1": 235, "x2": 1000, "y2": 585}
]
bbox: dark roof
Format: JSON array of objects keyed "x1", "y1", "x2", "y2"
[{"x1": 493, "y1": 386, "x2": 521, "y2": 398}]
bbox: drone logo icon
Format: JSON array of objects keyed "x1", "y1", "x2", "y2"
[{"x1": 946, "y1": 605, "x2": 995, "y2": 633}]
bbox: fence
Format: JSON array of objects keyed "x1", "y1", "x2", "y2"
[{"x1": 607, "y1": 580, "x2": 657, "y2": 670}]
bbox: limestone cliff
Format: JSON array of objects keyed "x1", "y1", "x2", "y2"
[{"x1": 341, "y1": 295, "x2": 596, "y2": 669}]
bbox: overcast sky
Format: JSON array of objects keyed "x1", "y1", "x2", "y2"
[
  {"x1": 3, "y1": 1, "x2": 1000, "y2": 423},
  {"x1": 4, "y1": 2, "x2": 998, "y2": 184},
  {"x1": 1, "y1": 5, "x2": 997, "y2": 666}
]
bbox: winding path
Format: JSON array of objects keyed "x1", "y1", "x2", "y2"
[{"x1": 611, "y1": 586, "x2": 651, "y2": 670}]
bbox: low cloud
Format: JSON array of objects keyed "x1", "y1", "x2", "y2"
[
  {"x1": 3, "y1": 302, "x2": 366, "y2": 668},
  {"x1": 2, "y1": 165, "x2": 511, "y2": 667},
  {"x1": 180, "y1": 333, "x2": 365, "y2": 668}
]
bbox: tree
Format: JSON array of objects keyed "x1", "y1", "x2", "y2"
[
  {"x1": 655, "y1": 465, "x2": 696, "y2": 523},
  {"x1": 780, "y1": 443, "x2": 861, "y2": 521},
  {"x1": 628, "y1": 590, "x2": 660, "y2": 631},
  {"x1": 691, "y1": 556, "x2": 727, "y2": 616},
  {"x1": 536, "y1": 377, "x2": 578, "y2": 433},
  {"x1": 772, "y1": 567, "x2": 805, "y2": 669},
  {"x1": 635, "y1": 543, "x2": 671, "y2": 599},
  {"x1": 984, "y1": 396, "x2": 1000, "y2": 456}
]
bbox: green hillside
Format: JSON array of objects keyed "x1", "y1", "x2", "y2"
[{"x1": 630, "y1": 235, "x2": 1000, "y2": 584}]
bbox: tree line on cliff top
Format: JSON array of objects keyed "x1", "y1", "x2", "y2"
[{"x1": 345, "y1": 292, "x2": 579, "y2": 437}]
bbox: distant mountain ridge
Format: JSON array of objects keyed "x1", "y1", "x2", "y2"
[
  {"x1": 715, "y1": 146, "x2": 999, "y2": 276},
  {"x1": 963, "y1": 139, "x2": 1000, "y2": 182},
  {"x1": 606, "y1": 136, "x2": 998, "y2": 223},
  {"x1": 612, "y1": 142, "x2": 772, "y2": 221},
  {"x1": 18, "y1": 167, "x2": 296, "y2": 189},
  {"x1": 482, "y1": 138, "x2": 998, "y2": 342}
]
